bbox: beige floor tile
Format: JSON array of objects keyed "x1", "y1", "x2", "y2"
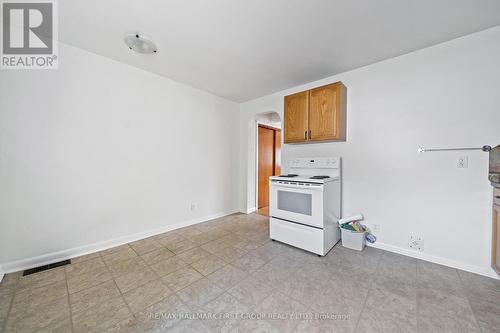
[
  {"x1": 255, "y1": 290, "x2": 309, "y2": 332},
  {"x1": 164, "y1": 318, "x2": 210, "y2": 332},
  {"x1": 217, "y1": 234, "x2": 242, "y2": 247},
  {"x1": 122, "y1": 279, "x2": 172, "y2": 313},
  {"x1": 365, "y1": 284, "x2": 417, "y2": 324},
  {"x1": 187, "y1": 232, "x2": 218, "y2": 245},
  {"x1": 134, "y1": 294, "x2": 190, "y2": 331},
  {"x1": 370, "y1": 270, "x2": 416, "y2": 300},
  {"x1": 248, "y1": 242, "x2": 287, "y2": 262},
  {"x1": 194, "y1": 222, "x2": 220, "y2": 233},
  {"x1": 164, "y1": 238, "x2": 197, "y2": 254},
  {"x1": 67, "y1": 262, "x2": 113, "y2": 294},
  {"x1": 176, "y1": 278, "x2": 224, "y2": 308},
  {"x1": 35, "y1": 317, "x2": 72, "y2": 333},
  {"x1": 279, "y1": 275, "x2": 324, "y2": 308},
  {"x1": 468, "y1": 295, "x2": 500, "y2": 332},
  {"x1": 95, "y1": 316, "x2": 140, "y2": 333},
  {"x1": 243, "y1": 230, "x2": 270, "y2": 245},
  {"x1": 206, "y1": 264, "x2": 247, "y2": 290},
  {"x1": 228, "y1": 276, "x2": 274, "y2": 307},
  {"x1": 176, "y1": 247, "x2": 211, "y2": 264},
  {"x1": 6, "y1": 296, "x2": 70, "y2": 333},
  {"x1": 251, "y1": 260, "x2": 293, "y2": 287},
  {"x1": 458, "y1": 270, "x2": 500, "y2": 293},
  {"x1": 3, "y1": 214, "x2": 499, "y2": 333},
  {"x1": 72, "y1": 296, "x2": 132, "y2": 333},
  {"x1": 129, "y1": 237, "x2": 163, "y2": 255},
  {"x1": 307, "y1": 295, "x2": 363, "y2": 332},
  {"x1": 234, "y1": 319, "x2": 281, "y2": 333},
  {"x1": 176, "y1": 227, "x2": 204, "y2": 239},
  {"x1": 11, "y1": 279, "x2": 67, "y2": 312},
  {"x1": 150, "y1": 257, "x2": 188, "y2": 277},
  {"x1": 140, "y1": 247, "x2": 175, "y2": 266},
  {"x1": 107, "y1": 257, "x2": 148, "y2": 277},
  {"x1": 418, "y1": 310, "x2": 480, "y2": 333},
  {"x1": 202, "y1": 293, "x2": 250, "y2": 332},
  {"x1": 102, "y1": 246, "x2": 138, "y2": 265},
  {"x1": 231, "y1": 252, "x2": 268, "y2": 273},
  {"x1": 200, "y1": 239, "x2": 232, "y2": 254},
  {"x1": 71, "y1": 252, "x2": 101, "y2": 264},
  {"x1": 154, "y1": 232, "x2": 185, "y2": 244},
  {"x1": 161, "y1": 266, "x2": 203, "y2": 292},
  {"x1": 0, "y1": 272, "x2": 21, "y2": 290},
  {"x1": 0, "y1": 291, "x2": 14, "y2": 324},
  {"x1": 213, "y1": 246, "x2": 247, "y2": 263},
  {"x1": 114, "y1": 268, "x2": 158, "y2": 293},
  {"x1": 66, "y1": 257, "x2": 106, "y2": 277},
  {"x1": 295, "y1": 317, "x2": 354, "y2": 333},
  {"x1": 69, "y1": 279, "x2": 121, "y2": 314},
  {"x1": 190, "y1": 254, "x2": 227, "y2": 276},
  {"x1": 99, "y1": 244, "x2": 131, "y2": 256},
  {"x1": 16, "y1": 267, "x2": 66, "y2": 292},
  {"x1": 417, "y1": 287, "x2": 476, "y2": 324},
  {"x1": 68, "y1": 270, "x2": 113, "y2": 296},
  {"x1": 232, "y1": 238, "x2": 262, "y2": 252},
  {"x1": 358, "y1": 305, "x2": 417, "y2": 333}
]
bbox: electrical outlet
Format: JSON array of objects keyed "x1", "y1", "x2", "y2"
[
  {"x1": 457, "y1": 156, "x2": 468, "y2": 168},
  {"x1": 373, "y1": 224, "x2": 380, "y2": 233},
  {"x1": 408, "y1": 235, "x2": 424, "y2": 251},
  {"x1": 190, "y1": 203, "x2": 196, "y2": 211}
]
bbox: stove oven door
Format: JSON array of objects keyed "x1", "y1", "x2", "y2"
[{"x1": 269, "y1": 180, "x2": 324, "y2": 228}]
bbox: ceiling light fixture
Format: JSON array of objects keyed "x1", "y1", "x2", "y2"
[{"x1": 124, "y1": 33, "x2": 158, "y2": 54}]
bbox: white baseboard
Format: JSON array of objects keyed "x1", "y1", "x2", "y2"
[
  {"x1": 246, "y1": 207, "x2": 256, "y2": 214},
  {"x1": 1, "y1": 209, "x2": 239, "y2": 274},
  {"x1": 368, "y1": 241, "x2": 499, "y2": 280}
]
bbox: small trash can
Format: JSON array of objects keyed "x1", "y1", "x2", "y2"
[{"x1": 341, "y1": 228, "x2": 366, "y2": 251}]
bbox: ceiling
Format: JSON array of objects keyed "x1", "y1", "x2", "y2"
[{"x1": 58, "y1": 0, "x2": 500, "y2": 102}]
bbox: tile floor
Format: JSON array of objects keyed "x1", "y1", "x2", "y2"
[{"x1": 0, "y1": 213, "x2": 499, "y2": 332}]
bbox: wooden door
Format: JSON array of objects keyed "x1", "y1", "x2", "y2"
[
  {"x1": 284, "y1": 91, "x2": 309, "y2": 143},
  {"x1": 274, "y1": 130, "x2": 281, "y2": 175},
  {"x1": 309, "y1": 82, "x2": 346, "y2": 141},
  {"x1": 493, "y1": 205, "x2": 500, "y2": 276},
  {"x1": 258, "y1": 126, "x2": 275, "y2": 209}
]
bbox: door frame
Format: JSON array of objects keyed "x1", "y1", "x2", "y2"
[{"x1": 255, "y1": 122, "x2": 281, "y2": 211}]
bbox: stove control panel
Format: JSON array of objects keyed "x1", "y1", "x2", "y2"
[{"x1": 289, "y1": 157, "x2": 340, "y2": 169}]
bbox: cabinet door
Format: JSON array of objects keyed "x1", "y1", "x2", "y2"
[
  {"x1": 309, "y1": 82, "x2": 346, "y2": 141},
  {"x1": 284, "y1": 91, "x2": 309, "y2": 143},
  {"x1": 493, "y1": 205, "x2": 500, "y2": 276}
]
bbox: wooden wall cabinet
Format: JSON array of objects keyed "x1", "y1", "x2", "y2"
[{"x1": 284, "y1": 82, "x2": 346, "y2": 144}]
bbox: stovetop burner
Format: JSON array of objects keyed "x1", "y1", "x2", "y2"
[
  {"x1": 309, "y1": 175, "x2": 330, "y2": 179},
  {"x1": 278, "y1": 174, "x2": 298, "y2": 178}
]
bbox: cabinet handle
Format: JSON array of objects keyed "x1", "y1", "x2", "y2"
[
  {"x1": 496, "y1": 196, "x2": 500, "y2": 199},
  {"x1": 304, "y1": 131, "x2": 307, "y2": 140},
  {"x1": 309, "y1": 130, "x2": 311, "y2": 139}
]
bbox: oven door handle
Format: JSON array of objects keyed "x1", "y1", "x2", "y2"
[{"x1": 270, "y1": 182, "x2": 323, "y2": 191}]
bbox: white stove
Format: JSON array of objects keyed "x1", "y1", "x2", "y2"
[
  {"x1": 270, "y1": 174, "x2": 339, "y2": 184},
  {"x1": 269, "y1": 157, "x2": 342, "y2": 256}
]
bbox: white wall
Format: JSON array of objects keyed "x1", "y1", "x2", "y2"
[
  {"x1": 0, "y1": 43, "x2": 240, "y2": 269},
  {"x1": 239, "y1": 26, "x2": 500, "y2": 277}
]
